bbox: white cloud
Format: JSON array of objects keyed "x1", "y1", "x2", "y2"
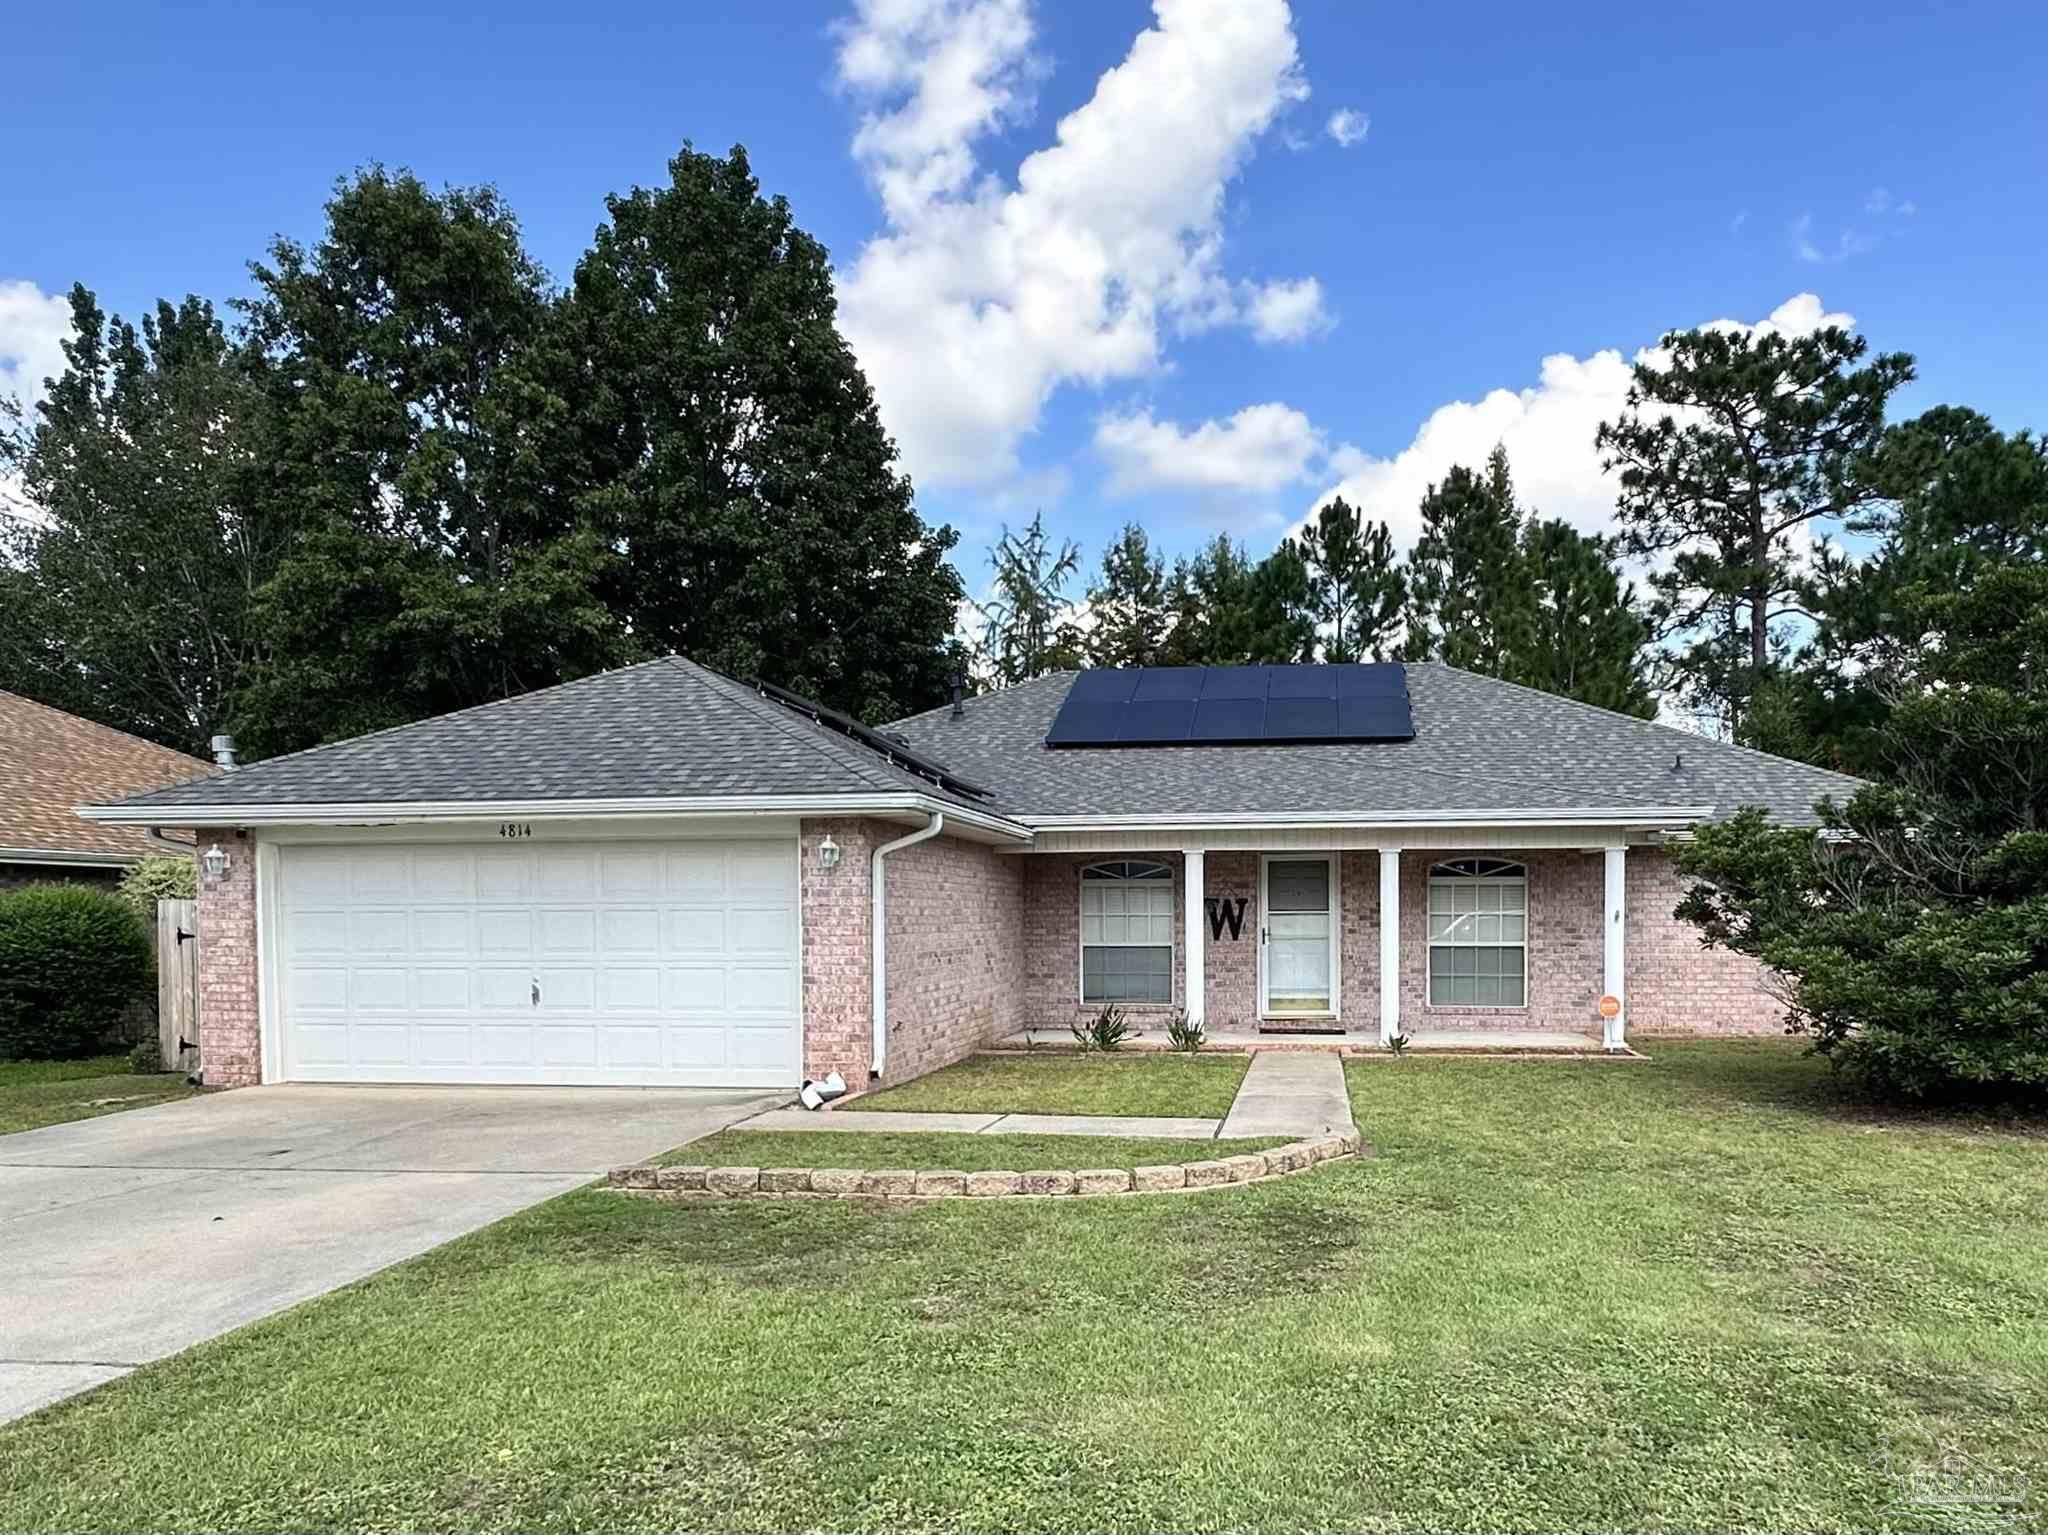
[
  {"x1": 1298, "y1": 293, "x2": 1854, "y2": 553},
  {"x1": 1246, "y1": 275, "x2": 1329, "y2": 343},
  {"x1": 1095, "y1": 401, "x2": 1334, "y2": 494},
  {"x1": 835, "y1": 0, "x2": 1313, "y2": 487},
  {"x1": 1325, "y1": 107, "x2": 1369, "y2": 147},
  {"x1": 0, "y1": 279, "x2": 71, "y2": 412},
  {"x1": 1793, "y1": 212, "x2": 1877, "y2": 264}
]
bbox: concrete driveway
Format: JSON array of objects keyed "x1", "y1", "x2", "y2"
[{"x1": 0, "y1": 1083, "x2": 781, "y2": 1424}]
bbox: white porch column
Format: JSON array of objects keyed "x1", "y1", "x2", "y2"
[
  {"x1": 1182, "y1": 848, "x2": 1206, "y2": 1026},
  {"x1": 1602, "y1": 845, "x2": 1627, "y2": 1049},
  {"x1": 1378, "y1": 847, "x2": 1402, "y2": 1043}
]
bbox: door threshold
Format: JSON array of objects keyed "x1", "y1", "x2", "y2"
[{"x1": 1257, "y1": 1018, "x2": 1345, "y2": 1036}]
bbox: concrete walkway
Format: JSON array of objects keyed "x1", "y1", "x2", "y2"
[
  {"x1": 1216, "y1": 1051, "x2": 1355, "y2": 1139},
  {"x1": 736, "y1": 1106, "x2": 1223, "y2": 1138},
  {"x1": 0, "y1": 1084, "x2": 777, "y2": 1425},
  {"x1": 738, "y1": 1053, "x2": 1358, "y2": 1144}
]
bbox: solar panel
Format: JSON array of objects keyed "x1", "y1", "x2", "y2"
[
  {"x1": 1044, "y1": 665, "x2": 1414, "y2": 748},
  {"x1": 1117, "y1": 699, "x2": 1197, "y2": 742},
  {"x1": 745, "y1": 675, "x2": 994, "y2": 798},
  {"x1": 1190, "y1": 696, "x2": 1266, "y2": 741}
]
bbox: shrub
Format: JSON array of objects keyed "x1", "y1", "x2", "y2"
[
  {"x1": 115, "y1": 854, "x2": 197, "y2": 921},
  {"x1": 1071, "y1": 1004, "x2": 1131, "y2": 1052},
  {"x1": 0, "y1": 884, "x2": 154, "y2": 1060},
  {"x1": 1165, "y1": 1008, "x2": 1205, "y2": 1053},
  {"x1": 128, "y1": 1037, "x2": 165, "y2": 1075}
]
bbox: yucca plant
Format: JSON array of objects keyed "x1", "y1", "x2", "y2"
[
  {"x1": 1165, "y1": 1008, "x2": 1205, "y2": 1053},
  {"x1": 1072, "y1": 1004, "x2": 1131, "y2": 1052}
]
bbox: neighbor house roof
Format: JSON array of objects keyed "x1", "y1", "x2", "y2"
[
  {"x1": 884, "y1": 664, "x2": 1863, "y2": 827},
  {"x1": 85, "y1": 658, "x2": 1013, "y2": 830},
  {"x1": 0, "y1": 691, "x2": 214, "y2": 866}
]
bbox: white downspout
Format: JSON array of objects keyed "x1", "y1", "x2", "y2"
[
  {"x1": 870, "y1": 811, "x2": 943, "y2": 1078},
  {"x1": 145, "y1": 827, "x2": 198, "y2": 855}
]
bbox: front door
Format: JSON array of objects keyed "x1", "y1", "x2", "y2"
[{"x1": 1261, "y1": 855, "x2": 1336, "y2": 1016}]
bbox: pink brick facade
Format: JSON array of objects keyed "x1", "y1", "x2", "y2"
[
  {"x1": 798, "y1": 818, "x2": 1026, "y2": 1091},
  {"x1": 192, "y1": 827, "x2": 261, "y2": 1086},
  {"x1": 1017, "y1": 845, "x2": 1786, "y2": 1039}
]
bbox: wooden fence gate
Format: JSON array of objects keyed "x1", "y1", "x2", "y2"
[{"x1": 155, "y1": 898, "x2": 200, "y2": 1074}]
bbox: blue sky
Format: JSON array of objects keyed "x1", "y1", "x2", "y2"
[{"x1": 4, "y1": 0, "x2": 2043, "y2": 599}]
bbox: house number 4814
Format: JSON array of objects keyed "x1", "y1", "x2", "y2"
[{"x1": 498, "y1": 822, "x2": 534, "y2": 840}]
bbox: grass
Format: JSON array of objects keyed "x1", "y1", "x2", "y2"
[
  {"x1": 0, "y1": 1054, "x2": 196, "y2": 1135},
  {"x1": 839, "y1": 1050, "x2": 1250, "y2": 1118},
  {"x1": 4, "y1": 1041, "x2": 2047, "y2": 1533},
  {"x1": 671, "y1": 1129, "x2": 1290, "y2": 1172}
]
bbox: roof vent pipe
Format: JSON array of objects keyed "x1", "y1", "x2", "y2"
[
  {"x1": 870, "y1": 811, "x2": 944, "y2": 1077},
  {"x1": 211, "y1": 734, "x2": 238, "y2": 770},
  {"x1": 950, "y1": 672, "x2": 965, "y2": 719}
]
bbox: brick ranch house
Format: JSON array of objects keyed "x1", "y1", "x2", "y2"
[{"x1": 79, "y1": 659, "x2": 1857, "y2": 1092}]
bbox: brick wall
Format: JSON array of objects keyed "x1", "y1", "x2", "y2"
[
  {"x1": 1626, "y1": 849, "x2": 1786, "y2": 1035},
  {"x1": 192, "y1": 827, "x2": 261, "y2": 1086},
  {"x1": 1203, "y1": 852, "x2": 1259, "y2": 1028},
  {"x1": 799, "y1": 818, "x2": 1028, "y2": 1091},
  {"x1": 1021, "y1": 853, "x2": 1187, "y2": 1034}
]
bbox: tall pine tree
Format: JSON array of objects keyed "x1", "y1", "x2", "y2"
[
  {"x1": 1517, "y1": 520, "x2": 1656, "y2": 717},
  {"x1": 975, "y1": 512, "x2": 1084, "y2": 683},
  {"x1": 1292, "y1": 497, "x2": 1405, "y2": 662},
  {"x1": 1085, "y1": 522, "x2": 1170, "y2": 668},
  {"x1": 1404, "y1": 443, "x2": 1529, "y2": 670}
]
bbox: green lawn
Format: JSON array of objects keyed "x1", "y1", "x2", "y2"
[
  {"x1": 4, "y1": 1042, "x2": 2047, "y2": 1533},
  {"x1": 840, "y1": 1050, "x2": 1250, "y2": 1118},
  {"x1": 0, "y1": 1055, "x2": 195, "y2": 1136},
  {"x1": 678, "y1": 1128, "x2": 1289, "y2": 1172}
]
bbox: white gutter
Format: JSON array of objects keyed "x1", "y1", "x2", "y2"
[
  {"x1": 144, "y1": 828, "x2": 198, "y2": 855},
  {"x1": 870, "y1": 811, "x2": 944, "y2": 1078},
  {"x1": 78, "y1": 793, "x2": 1030, "y2": 843},
  {"x1": 0, "y1": 847, "x2": 138, "y2": 869},
  {"x1": 1016, "y1": 805, "x2": 1715, "y2": 831}
]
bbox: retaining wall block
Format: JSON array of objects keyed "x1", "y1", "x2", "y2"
[
  {"x1": 1132, "y1": 1164, "x2": 1187, "y2": 1192},
  {"x1": 1183, "y1": 1160, "x2": 1231, "y2": 1188},
  {"x1": 914, "y1": 1170, "x2": 968, "y2": 1196},
  {"x1": 656, "y1": 1166, "x2": 708, "y2": 1192},
  {"x1": 860, "y1": 1169, "x2": 917, "y2": 1196},
  {"x1": 759, "y1": 1168, "x2": 813, "y2": 1194},
  {"x1": 1222, "y1": 1153, "x2": 1268, "y2": 1183},
  {"x1": 965, "y1": 1170, "x2": 1024, "y2": 1197},
  {"x1": 1019, "y1": 1169, "x2": 1077, "y2": 1196},
  {"x1": 810, "y1": 1167, "x2": 864, "y2": 1196},
  {"x1": 1074, "y1": 1168, "x2": 1133, "y2": 1195},
  {"x1": 705, "y1": 1167, "x2": 761, "y2": 1196}
]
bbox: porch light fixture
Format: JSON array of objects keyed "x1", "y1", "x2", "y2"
[
  {"x1": 817, "y1": 834, "x2": 841, "y2": 871},
  {"x1": 200, "y1": 844, "x2": 231, "y2": 882}
]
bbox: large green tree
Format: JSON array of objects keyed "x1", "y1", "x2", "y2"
[
  {"x1": 1404, "y1": 444, "x2": 1529, "y2": 671},
  {"x1": 237, "y1": 167, "x2": 629, "y2": 755},
  {"x1": 1158, "y1": 535, "x2": 1318, "y2": 666},
  {"x1": 1084, "y1": 522, "x2": 1170, "y2": 668},
  {"x1": 1678, "y1": 559, "x2": 2048, "y2": 1099},
  {"x1": 1291, "y1": 497, "x2": 1405, "y2": 662},
  {"x1": 564, "y1": 145, "x2": 962, "y2": 721},
  {"x1": 1516, "y1": 519, "x2": 1656, "y2": 717},
  {"x1": 1596, "y1": 324, "x2": 1914, "y2": 738},
  {"x1": 0, "y1": 288, "x2": 289, "y2": 754},
  {"x1": 974, "y1": 512, "x2": 1084, "y2": 684}
]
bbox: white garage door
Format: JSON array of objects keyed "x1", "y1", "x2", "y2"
[{"x1": 276, "y1": 838, "x2": 800, "y2": 1086}]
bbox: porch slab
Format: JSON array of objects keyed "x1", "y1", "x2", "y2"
[{"x1": 1217, "y1": 1052, "x2": 1355, "y2": 1140}]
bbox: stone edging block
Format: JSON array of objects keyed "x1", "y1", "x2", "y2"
[{"x1": 609, "y1": 1131, "x2": 1373, "y2": 1204}]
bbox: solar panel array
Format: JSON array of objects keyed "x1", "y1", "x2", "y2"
[{"x1": 1044, "y1": 664, "x2": 1415, "y2": 748}]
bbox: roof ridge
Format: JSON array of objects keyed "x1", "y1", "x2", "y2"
[
  {"x1": 0, "y1": 689, "x2": 213, "y2": 769},
  {"x1": 676, "y1": 659, "x2": 914, "y2": 796},
  {"x1": 1407, "y1": 661, "x2": 1866, "y2": 787}
]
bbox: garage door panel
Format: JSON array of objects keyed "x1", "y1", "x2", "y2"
[{"x1": 279, "y1": 838, "x2": 800, "y2": 1087}]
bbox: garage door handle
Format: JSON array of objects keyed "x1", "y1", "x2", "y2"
[{"x1": 531, "y1": 977, "x2": 541, "y2": 1008}]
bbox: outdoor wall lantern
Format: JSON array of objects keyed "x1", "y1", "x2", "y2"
[
  {"x1": 817, "y1": 834, "x2": 841, "y2": 871},
  {"x1": 200, "y1": 844, "x2": 232, "y2": 882}
]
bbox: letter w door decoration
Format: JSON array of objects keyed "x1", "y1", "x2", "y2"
[{"x1": 1205, "y1": 896, "x2": 1247, "y2": 941}]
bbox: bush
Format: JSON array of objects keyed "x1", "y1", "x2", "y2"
[
  {"x1": 0, "y1": 884, "x2": 154, "y2": 1061},
  {"x1": 115, "y1": 854, "x2": 196, "y2": 922},
  {"x1": 1071, "y1": 1004, "x2": 1131, "y2": 1052}
]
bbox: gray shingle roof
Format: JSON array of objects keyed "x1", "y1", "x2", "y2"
[
  {"x1": 885, "y1": 664, "x2": 1862, "y2": 826},
  {"x1": 97, "y1": 658, "x2": 992, "y2": 815}
]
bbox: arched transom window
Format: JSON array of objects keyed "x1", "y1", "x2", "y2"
[
  {"x1": 1080, "y1": 860, "x2": 1173, "y2": 1004},
  {"x1": 1427, "y1": 858, "x2": 1527, "y2": 1006}
]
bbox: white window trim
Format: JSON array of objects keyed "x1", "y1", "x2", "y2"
[
  {"x1": 1426, "y1": 857, "x2": 1529, "y2": 1009},
  {"x1": 1077, "y1": 859, "x2": 1177, "y2": 1007},
  {"x1": 1258, "y1": 852, "x2": 1342, "y2": 1019}
]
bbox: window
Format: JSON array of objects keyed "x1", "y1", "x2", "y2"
[
  {"x1": 1427, "y1": 858, "x2": 1527, "y2": 1006},
  {"x1": 1080, "y1": 860, "x2": 1174, "y2": 1004}
]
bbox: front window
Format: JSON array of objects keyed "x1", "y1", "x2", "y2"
[
  {"x1": 1428, "y1": 858, "x2": 1527, "y2": 1006},
  {"x1": 1080, "y1": 860, "x2": 1174, "y2": 1004}
]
